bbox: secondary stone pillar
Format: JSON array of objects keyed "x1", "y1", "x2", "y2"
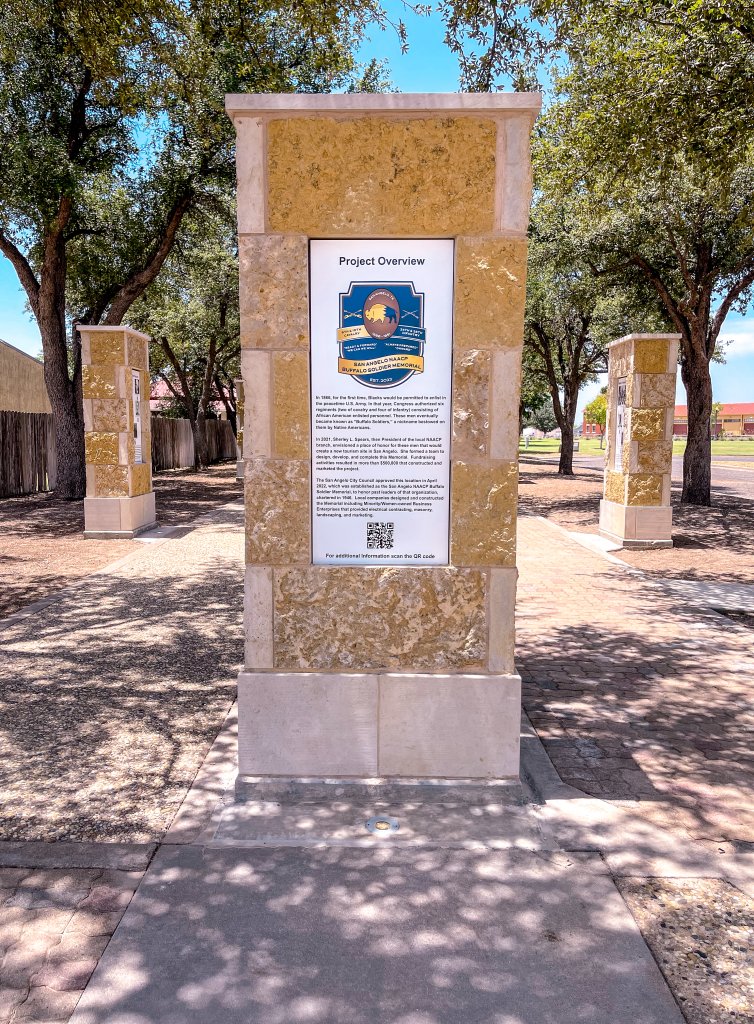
[
  {"x1": 234, "y1": 377, "x2": 245, "y2": 481},
  {"x1": 80, "y1": 325, "x2": 156, "y2": 538},
  {"x1": 226, "y1": 92, "x2": 540, "y2": 786},
  {"x1": 599, "y1": 333, "x2": 680, "y2": 549}
]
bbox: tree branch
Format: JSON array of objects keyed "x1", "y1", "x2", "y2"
[{"x1": 0, "y1": 230, "x2": 40, "y2": 319}]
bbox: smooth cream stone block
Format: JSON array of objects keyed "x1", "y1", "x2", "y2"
[
  {"x1": 490, "y1": 348, "x2": 523, "y2": 460},
  {"x1": 497, "y1": 116, "x2": 535, "y2": 238},
  {"x1": 234, "y1": 118, "x2": 265, "y2": 234},
  {"x1": 244, "y1": 566, "x2": 273, "y2": 669},
  {"x1": 488, "y1": 567, "x2": 517, "y2": 673},
  {"x1": 83, "y1": 492, "x2": 155, "y2": 538},
  {"x1": 241, "y1": 350, "x2": 272, "y2": 457},
  {"x1": 237, "y1": 672, "x2": 378, "y2": 777},
  {"x1": 378, "y1": 674, "x2": 521, "y2": 778},
  {"x1": 634, "y1": 505, "x2": 673, "y2": 541}
]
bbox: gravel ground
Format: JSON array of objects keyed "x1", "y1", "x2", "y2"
[
  {"x1": 617, "y1": 878, "x2": 754, "y2": 1024},
  {"x1": 0, "y1": 464, "x2": 242, "y2": 621},
  {"x1": 518, "y1": 457, "x2": 754, "y2": 584},
  {"x1": 0, "y1": 500, "x2": 243, "y2": 843}
]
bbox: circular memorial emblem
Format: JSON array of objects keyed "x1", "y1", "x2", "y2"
[{"x1": 363, "y1": 289, "x2": 400, "y2": 340}]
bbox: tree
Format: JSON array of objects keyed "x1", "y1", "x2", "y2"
[
  {"x1": 524, "y1": 399, "x2": 558, "y2": 435},
  {"x1": 524, "y1": 196, "x2": 663, "y2": 474},
  {"x1": 130, "y1": 207, "x2": 240, "y2": 468},
  {"x1": 0, "y1": 0, "x2": 386, "y2": 497},
  {"x1": 584, "y1": 389, "x2": 607, "y2": 449},
  {"x1": 710, "y1": 400, "x2": 724, "y2": 439}
]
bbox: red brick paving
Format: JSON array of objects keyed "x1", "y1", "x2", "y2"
[{"x1": 517, "y1": 516, "x2": 754, "y2": 845}]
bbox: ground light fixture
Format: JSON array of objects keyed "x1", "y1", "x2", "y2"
[{"x1": 365, "y1": 815, "x2": 400, "y2": 835}]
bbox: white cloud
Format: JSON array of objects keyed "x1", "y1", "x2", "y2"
[{"x1": 719, "y1": 322, "x2": 754, "y2": 358}]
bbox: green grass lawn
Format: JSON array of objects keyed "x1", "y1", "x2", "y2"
[{"x1": 519, "y1": 437, "x2": 754, "y2": 457}]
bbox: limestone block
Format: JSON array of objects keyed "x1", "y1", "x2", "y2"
[
  {"x1": 379, "y1": 674, "x2": 521, "y2": 778},
  {"x1": 636, "y1": 440, "x2": 673, "y2": 475},
  {"x1": 608, "y1": 340, "x2": 631, "y2": 380},
  {"x1": 638, "y1": 372, "x2": 675, "y2": 410},
  {"x1": 454, "y1": 238, "x2": 527, "y2": 350},
  {"x1": 273, "y1": 567, "x2": 487, "y2": 672},
  {"x1": 634, "y1": 505, "x2": 673, "y2": 541},
  {"x1": 241, "y1": 350, "x2": 272, "y2": 457},
  {"x1": 488, "y1": 566, "x2": 517, "y2": 673},
  {"x1": 452, "y1": 350, "x2": 490, "y2": 460},
  {"x1": 129, "y1": 463, "x2": 152, "y2": 497},
  {"x1": 631, "y1": 407, "x2": 666, "y2": 442},
  {"x1": 126, "y1": 333, "x2": 149, "y2": 370},
  {"x1": 244, "y1": 566, "x2": 273, "y2": 669},
  {"x1": 82, "y1": 366, "x2": 117, "y2": 400},
  {"x1": 88, "y1": 331, "x2": 126, "y2": 366},
  {"x1": 238, "y1": 672, "x2": 378, "y2": 777},
  {"x1": 490, "y1": 348, "x2": 523, "y2": 461},
  {"x1": 604, "y1": 471, "x2": 626, "y2": 504},
  {"x1": 273, "y1": 352, "x2": 310, "y2": 458},
  {"x1": 451, "y1": 461, "x2": 517, "y2": 567},
  {"x1": 93, "y1": 465, "x2": 129, "y2": 498},
  {"x1": 634, "y1": 338, "x2": 670, "y2": 374},
  {"x1": 239, "y1": 235, "x2": 308, "y2": 350},
  {"x1": 245, "y1": 460, "x2": 310, "y2": 564},
  {"x1": 627, "y1": 473, "x2": 663, "y2": 507},
  {"x1": 91, "y1": 399, "x2": 128, "y2": 433},
  {"x1": 267, "y1": 117, "x2": 496, "y2": 236},
  {"x1": 84, "y1": 432, "x2": 119, "y2": 466}
]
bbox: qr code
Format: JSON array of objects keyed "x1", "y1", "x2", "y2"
[{"x1": 367, "y1": 522, "x2": 395, "y2": 549}]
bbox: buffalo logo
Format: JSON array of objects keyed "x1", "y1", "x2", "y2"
[
  {"x1": 363, "y1": 289, "x2": 400, "y2": 339},
  {"x1": 337, "y1": 282, "x2": 425, "y2": 389}
]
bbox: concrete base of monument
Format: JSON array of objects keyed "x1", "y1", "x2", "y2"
[
  {"x1": 83, "y1": 491, "x2": 156, "y2": 539},
  {"x1": 237, "y1": 670, "x2": 521, "y2": 782},
  {"x1": 599, "y1": 498, "x2": 673, "y2": 550},
  {"x1": 235, "y1": 458, "x2": 244, "y2": 481}
]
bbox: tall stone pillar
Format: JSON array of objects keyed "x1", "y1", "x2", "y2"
[
  {"x1": 599, "y1": 333, "x2": 680, "y2": 549},
  {"x1": 80, "y1": 325, "x2": 156, "y2": 538},
  {"x1": 234, "y1": 377, "x2": 245, "y2": 481},
  {"x1": 226, "y1": 93, "x2": 540, "y2": 788}
]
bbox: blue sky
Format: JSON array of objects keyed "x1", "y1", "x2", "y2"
[{"x1": 1, "y1": 1, "x2": 752, "y2": 417}]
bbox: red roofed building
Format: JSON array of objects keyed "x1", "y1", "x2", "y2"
[{"x1": 674, "y1": 403, "x2": 754, "y2": 437}]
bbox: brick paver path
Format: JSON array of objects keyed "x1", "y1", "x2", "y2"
[
  {"x1": 0, "y1": 868, "x2": 140, "y2": 1023},
  {"x1": 517, "y1": 516, "x2": 754, "y2": 845}
]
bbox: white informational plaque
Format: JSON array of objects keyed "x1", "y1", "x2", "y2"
[
  {"x1": 310, "y1": 239, "x2": 454, "y2": 565},
  {"x1": 614, "y1": 376, "x2": 627, "y2": 471},
  {"x1": 131, "y1": 369, "x2": 143, "y2": 464}
]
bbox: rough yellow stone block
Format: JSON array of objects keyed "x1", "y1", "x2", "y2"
[
  {"x1": 631, "y1": 407, "x2": 666, "y2": 441},
  {"x1": 89, "y1": 332, "x2": 126, "y2": 366},
  {"x1": 639, "y1": 373, "x2": 676, "y2": 410},
  {"x1": 627, "y1": 473, "x2": 663, "y2": 506},
  {"x1": 452, "y1": 350, "x2": 490, "y2": 460},
  {"x1": 93, "y1": 465, "x2": 128, "y2": 497},
  {"x1": 451, "y1": 461, "x2": 518, "y2": 566},
  {"x1": 129, "y1": 463, "x2": 152, "y2": 497},
  {"x1": 273, "y1": 567, "x2": 487, "y2": 672},
  {"x1": 85, "y1": 431, "x2": 119, "y2": 466},
  {"x1": 126, "y1": 334, "x2": 149, "y2": 370},
  {"x1": 634, "y1": 338, "x2": 670, "y2": 374},
  {"x1": 91, "y1": 399, "x2": 128, "y2": 433},
  {"x1": 604, "y1": 471, "x2": 626, "y2": 504},
  {"x1": 454, "y1": 239, "x2": 528, "y2": 350},
  {"x1": 273, "y1": 352, "x2": 310, "y2": 458},
  {"x1": 245, "y1": 460, "x2": 309, "y2": 564},
  {"x1": 608, "y1": 341, "x2": 631, "y2": 380},
  {"x1": 239, "y1": 235, "x2": 308, "y2": 350},
  {"x1": 636, "y1": 440, "x2": 673, "y2": 475},
  {"x1": 267, "y1": 117, "x2": 497, "y2": 237},
  {"x1": 82, "y1": 366, "x2": 117, "y2": 400}
]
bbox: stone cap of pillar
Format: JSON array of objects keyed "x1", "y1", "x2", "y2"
[
  {"x1": 225, "y1": 92, "x2": 543, "y2": 120},
  {"x1": 78, "y1": 324, "x2": 151, "y2": 343},
  {"x1": 608, "y1": 333, "x2": 682, "y2": 348}
]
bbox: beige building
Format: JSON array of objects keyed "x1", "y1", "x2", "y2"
[{"x1": 0, "y1": 338, "x2": 51, "y2": 414}]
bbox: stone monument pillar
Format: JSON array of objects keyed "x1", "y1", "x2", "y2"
[
  {"x1": 80, "y1": 325, "x2": 156, "y2": 538},
  {"x1": 599, "y1": 333, "x2": 680, "y2": 549},
  {"x1": 226, "y1": 93, "x2": 540, "y2": 787},
  {"x1": 234, "y1": 377, "x2": 245, "y2": 481}
]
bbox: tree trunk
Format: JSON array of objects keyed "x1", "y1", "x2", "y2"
[
  {"x1": 38, "y1": 238, "x2": 85, "y2": 499},
  {"x1": 557, "y1": 387, "x2": 578, "y2": 476},
  {"x1": 680, "y1": 339, "x2": 712, "y2": 505},
  {"x1": 192, "y1": 414, "x2": 210, "y2": 469}
]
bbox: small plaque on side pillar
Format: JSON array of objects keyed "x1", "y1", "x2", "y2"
[
  {"x1": 599, "y1": 333, "x2": 680, "y2": 550},
  {"x1": 80, "y1": 325, "x2": 157, "y2": 539}
]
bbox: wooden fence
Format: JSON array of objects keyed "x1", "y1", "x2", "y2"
[
  {"x1": 151, "y1": 417, "x2": 236, "y2": 471},
  {"x1": 0, "y1": 411, "x2": 56, "y2": 498}
]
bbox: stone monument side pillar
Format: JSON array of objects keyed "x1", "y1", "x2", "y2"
[
  {"x1": 599, "y1": 333, "x2": 680, "y2": 549},
  {"x1": 234, "y1": 377, "x2": 245, "y2": 481},
  {"x1": 226, "y1": 92, "x2": 541, "y2": 786},
  {"x1": 80, "y1": 325, "x2": 156, "y2": 538}
]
